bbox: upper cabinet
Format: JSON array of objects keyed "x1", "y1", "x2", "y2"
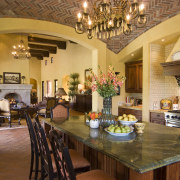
[{"x1": 125, "y1": 60, "x2": 143, "y2": 93}]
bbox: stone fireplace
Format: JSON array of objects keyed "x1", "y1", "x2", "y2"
[{"x1": 0, "y1": 84, "x2": 32, "y2": 105}]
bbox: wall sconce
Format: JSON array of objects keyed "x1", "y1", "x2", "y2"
[
  {"x1": 21, "y1": 76, "x2": 26, "y2": 84},
  {"x1": 51, "y1": 57, "x2": 53, "y2": 63}
]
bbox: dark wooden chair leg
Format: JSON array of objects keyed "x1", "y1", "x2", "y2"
[
  {"x1": 9, "y1": 117, "x2": 11, "y2": 128},
  {"x1": 34, "y1": 153, "x2": 39, "y2": 180},
  {"x1": 29, "y1": 149, "x2": 34, "y2": 179}
]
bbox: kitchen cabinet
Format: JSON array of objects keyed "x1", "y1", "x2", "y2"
[
  {"x1": 118, "y1": 107, "x2": 142, "y2": 122},
  {"x1": 150, "y1": 112, "x2": 165, "y2": 125},
  {"x1": 125, "y1": 60, "x2": 142, "y2": 93},
  {"x1": 75, "y1": 94, "x2": 92, "y2": 112}
]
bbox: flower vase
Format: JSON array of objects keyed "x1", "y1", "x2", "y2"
[
  {"x1": 89, "y1": 119, "x2": 99, "y2": 128},
  {"x1": 103, "y1": 97, "x2": 112, "y2": 115}
]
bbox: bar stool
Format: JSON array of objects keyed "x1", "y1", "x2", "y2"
[
  {"x1": 33, "y1": 119, "x2": 91, "y2": 179},
  {"x1": 49, "y1": 130, "x2": 116, "y2": 180}
]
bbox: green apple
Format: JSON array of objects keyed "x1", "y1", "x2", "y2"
[
  {"x1": 121, "y1": 128, "x2": 126, "y2": 133},
  {"x1": 114, "y1": 127, "x2": 121, "y2": 133},
  {"x1": 108, "y1": 125, "x2": 114, "y2": 131},
  {"x1": 109, "y1": 127, "x2": 115, "y2": 133}
]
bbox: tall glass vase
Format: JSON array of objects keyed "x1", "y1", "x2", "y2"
[
  {"x1": 102, "y1": 97, "x2": 112, "y2": 115},
  {"x1": 101, "y1": 97, "x2": 115, "y2": 128}
]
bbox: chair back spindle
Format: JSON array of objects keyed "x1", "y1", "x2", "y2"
[{"x1": 49, "y1": 130, "x2": 76, "y2": 180}]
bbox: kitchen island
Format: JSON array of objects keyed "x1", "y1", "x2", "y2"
[{"x1": 43, "y1": 116, "x2": 180, "y2": 180}]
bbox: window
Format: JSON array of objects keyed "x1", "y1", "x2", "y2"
[
  {"x1": 54, "y1": 79, "x2": 58, "y2": 96},
  {"x1": 42, "y1": 81, "x2": 44, "y2": 100},
  {"x1": 47, "y1": 80, "x2": 52, "y2": 97}
]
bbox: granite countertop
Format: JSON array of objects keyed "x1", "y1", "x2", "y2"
[
  {"x1": 119, "y1": 105, "x2": 142, "y2": 110},
  {"x1": 43, "y1": 116, "x2": 180, "y2": 174}
]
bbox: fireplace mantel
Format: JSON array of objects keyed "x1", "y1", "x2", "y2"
[
  {"x1": 0, "y1": 84, "x2": 32, "y2": 105},
  {"x1": 0, "y1": 84, "x2": 32, "y2": 90}
]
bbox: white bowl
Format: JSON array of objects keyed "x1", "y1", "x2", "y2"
[
  {"x1": 119, "y1": 119, "x2": 138, "y2": 126},
  {"x1": 104, "y1": 127, "x2": 133, "y2": 136}
]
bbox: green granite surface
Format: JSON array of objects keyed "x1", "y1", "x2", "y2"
[{"x1": 43, "y1": 116, "x2": 180, "y2": 173}]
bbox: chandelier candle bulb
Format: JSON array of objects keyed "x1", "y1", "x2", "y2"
[
  {"x1": 77, "y1": 13, "x2": 82, "y2": 22},
  {"x1": 139, "y1": 4, "x2": 145, "y2": 14},
  {"x1": 83, "y1": 1, "x2": 87, "y2": 13}
]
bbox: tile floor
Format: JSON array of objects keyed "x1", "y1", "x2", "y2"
[{"x1": 0, "y1": 110, "x2": 84, "y2": 180}]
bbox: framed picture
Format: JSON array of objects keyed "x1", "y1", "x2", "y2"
[
  {"x1": 3, "y1": 72, "x2": 21, "y2": 84},
  {"x1": 85, "y1": 68, "x2": 92, "y2": 89},
  {"x1": 115, "y1": 72, "x2": 121, "y2": 95}
]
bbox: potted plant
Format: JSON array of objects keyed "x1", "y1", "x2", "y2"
[
  {"x1": 87, "y1": 112, "x2": 102, "y2": 129},
  {"x1": 68, "y1": 73, "x2": 80, "y2": 103}
]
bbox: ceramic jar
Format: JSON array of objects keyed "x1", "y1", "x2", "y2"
[{"x1": 89, "y1": 119, "x2": 99, "y2": 128}]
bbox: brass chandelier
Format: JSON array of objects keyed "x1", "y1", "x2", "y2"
[
  {"x1": 12, "y1": 40, "x2": 31, "y2": 59},
  {"x1": 75, "y1": 0, "x2": 147, "y2": 39}
]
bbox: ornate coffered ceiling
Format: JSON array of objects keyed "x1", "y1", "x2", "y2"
[{"x1": 0, "y1": 0, "x2": 180, "y2": 53}]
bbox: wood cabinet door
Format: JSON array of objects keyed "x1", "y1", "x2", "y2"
[
  {"x1": 125, "y1": 60, "x2": 142, "y2": 93},
  {"x1": 137, "y1": 64, "x2": 143, "y2": 92},
  {"x1": 125, "y1": 64, "x2": 137, "y2": 92}
]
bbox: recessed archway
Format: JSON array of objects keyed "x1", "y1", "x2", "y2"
[{"x1": 0, "y1": 18, "x2": 107, "y2": 111}]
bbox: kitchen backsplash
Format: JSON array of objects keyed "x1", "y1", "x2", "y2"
[{"x1": 149, "y1": 43, "x2": 180, "y2": 110}]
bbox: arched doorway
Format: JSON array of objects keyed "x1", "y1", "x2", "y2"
[{"x1": 30, "y1": 78, "x2": 38, "y2": 104}]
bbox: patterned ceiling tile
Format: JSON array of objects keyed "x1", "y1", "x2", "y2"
[{"x1": 0, "y1": 0, "x2": 180, "y2": 53}]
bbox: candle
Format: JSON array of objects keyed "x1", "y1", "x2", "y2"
[
  {"x1": 139, "y1": 4, "x2": 145, "y2": 14},
  {"x1": 126, "y1": 14, "x2": 131, "y2": 24},
  {"x1": 88, "y1": 19, "x2": 92, "y2": 29},
  {"x1": 83, "y1": 1, "x2": 87, "y2": 13},
  {"x1": 77, "y1": 12, "x2": 82, "y2": 22}
]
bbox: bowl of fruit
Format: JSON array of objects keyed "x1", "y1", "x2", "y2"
[
  {"x1": 118, "y1": 114, "x2": 138, "y2": 126},
  {"x1": 104, "y1": 124, "x2": 133, "y2": 136}
]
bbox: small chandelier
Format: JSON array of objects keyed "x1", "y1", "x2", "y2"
[
  {"x1": 75, "y1": 0, "x2": 147, "y2": 39},
  {"x1": 12, "y1": 40, "x2": 31, "y2": 59}
]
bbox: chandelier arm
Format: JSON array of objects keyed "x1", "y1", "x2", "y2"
[{"x1": 74, "y1": 27, "x2": 84, "y2": 34}]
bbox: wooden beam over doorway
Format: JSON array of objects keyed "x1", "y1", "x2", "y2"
[
  {"x1": 28, "y1": 36, "x2": 66, "y2": 49},
  {"x1": 28, "y1": 43, "x2": 57, "y2": 54}
]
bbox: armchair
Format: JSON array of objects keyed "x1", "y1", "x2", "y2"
[
  {"x1": 0, "y1": 98, "x2": 11, "y2": 127},
  {"x1": 37, "y1": 97, "x2": 57, "y2": 118}
]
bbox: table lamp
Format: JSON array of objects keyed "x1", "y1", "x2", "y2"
[{"x1": 55, "y1": 88, "x2": 67, "y2": 101}]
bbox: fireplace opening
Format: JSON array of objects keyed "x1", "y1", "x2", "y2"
[{"x1": 4, "y1": 93, "x2": 22, "y2": 105}]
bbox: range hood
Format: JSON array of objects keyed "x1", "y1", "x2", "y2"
[{"x1": 161, "y1": 60, "x2": 180, "y2": 86}]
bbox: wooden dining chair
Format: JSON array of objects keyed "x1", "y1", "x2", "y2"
[
  {"x1": 33, "y1": 117, "x2": 90, "y2": 179},
  {"x1": 50, "y1": 103, "x2": 69, "y2": 120},
  {"x1": 25, "y1": 112, "x2": 40, "y2": 180},
  {"x1": 49, "y1": 130, "x2": 116, "y2": 180}
]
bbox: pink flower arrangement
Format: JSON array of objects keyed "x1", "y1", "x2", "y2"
[{"x1": 86, "y1": 65, "x2": 125, "y2": 98}]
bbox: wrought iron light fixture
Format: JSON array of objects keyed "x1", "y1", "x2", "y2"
[
  {"x1": 12, "y1": 40, "x2": 31, "y2": 59},
  {"x1": 75, "y1": 0, "x2": 147, "y2": 39}
]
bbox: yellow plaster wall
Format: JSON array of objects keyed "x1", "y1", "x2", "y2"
[
  {"x1": 0, "y1": 34, "x2": 30, "y2": 83},
  {"x1": 41, "y1": 42, "x2": 92, "y2": 99},
  {"x1": 29, "y1": 58, "x2": 41, "y2": 102}
]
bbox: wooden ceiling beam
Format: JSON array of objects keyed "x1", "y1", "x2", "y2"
[
  {"x1": 31, "y1": 54, "x2": 43, "y2": 60},
  {"x1": 29, "y1": 49, "x2": 49, "y2": 57},
  {"x1": 28, "y1": 36, "x2": 66, "y2": 49},
  {"x1": 28, "y1": 43, "x2": 57, "y2": 54}
]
